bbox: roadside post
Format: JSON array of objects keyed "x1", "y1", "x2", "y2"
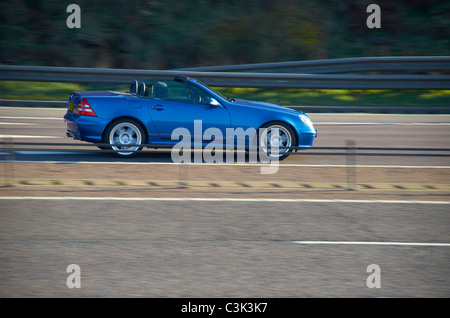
[
  {"x1": 346, "y1": 140, "x2": 356, "y2": 190},
  {"x1": 2, "y1": 137, "x2": 15, "y2": 186}
]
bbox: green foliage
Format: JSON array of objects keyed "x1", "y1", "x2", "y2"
[
  {"x1": 215, "y1": 87, "x2": 450, "y2": 107},
  {"x1": 1, "y1": 81, "x2": 448, "y2": 108},
  {"x1": 0, "y1": 81, "x2": 83, "y2": 100},
  {"x1": 0, "y1": 81, "x2": 126, "y2": 100}
]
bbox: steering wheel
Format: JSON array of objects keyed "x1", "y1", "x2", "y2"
[{"x1": 193, "y1": 94, "x2": 203, "y2": 104}]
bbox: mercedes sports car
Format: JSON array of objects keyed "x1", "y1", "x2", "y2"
[{"x1": 64, "y1": 76, "x2": 317, "y2": 160}]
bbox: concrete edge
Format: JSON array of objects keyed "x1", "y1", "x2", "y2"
[{"x1": 1, "y1": 179, "x2": 449, "y2": 190}]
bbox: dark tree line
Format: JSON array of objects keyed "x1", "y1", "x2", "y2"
[{"x1": 0, "y1": 0, "x2": 448, "y2": 69}]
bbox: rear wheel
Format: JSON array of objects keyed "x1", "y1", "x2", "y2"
[{"x1": 103, "y1": 119, "x2": 146, "y2": 157}]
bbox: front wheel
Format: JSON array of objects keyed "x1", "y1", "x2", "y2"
[
  {"x1": 258, "y1": 121, "x2": 296, "y2": 161},
  {"x1": 103, "y1": 119, "x2": 146, "y2": 157}
]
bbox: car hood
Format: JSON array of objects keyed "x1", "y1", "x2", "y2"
[{"x1": 231, "y1": 99, "x2": 302, "y2": 115}]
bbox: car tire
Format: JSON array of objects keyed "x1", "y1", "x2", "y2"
[
  {"x1": 257, "y1": 121, "x2": 296, "y2": 161},
  {"x1": 103, "y1": 119, "x2": 146, "y2": 157}
]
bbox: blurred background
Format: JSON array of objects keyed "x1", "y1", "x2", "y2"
[
  {"x1": 1, "y1": 0, "x2": 449, "y2": 69},
  {"x1": 1, "y1": 1, "x2": 450, "y2": 299},
  {"x1": 0, "y1": 0, "x2": 449, "y2": 107}
]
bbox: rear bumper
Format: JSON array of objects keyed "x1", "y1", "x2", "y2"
[{"x1": 64, "y1": 113, "x2": 108, "y2": 143}]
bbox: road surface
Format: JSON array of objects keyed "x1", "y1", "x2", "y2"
[{"x1": 0, "y1": 106, "x2": 449, "y2": 299}]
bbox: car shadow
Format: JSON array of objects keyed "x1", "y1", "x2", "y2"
[{"x1": 124, "y1": 149, "x2": 266, "y2": 164}]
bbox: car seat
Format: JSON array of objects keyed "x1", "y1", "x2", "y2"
[
  {"x1": 138, "y1": 82, "x2": 149, "y2": 97},
  {"x1": 129, "y1": 80, "x2": 139, "y2": 94}
]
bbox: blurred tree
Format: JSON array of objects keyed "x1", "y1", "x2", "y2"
[{"x1": 0, "y1": 0, "x2": 448, "y2": 69}]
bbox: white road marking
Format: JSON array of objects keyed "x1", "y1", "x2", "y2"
[
  {"x1": 293, "y1": 241, "x2": 450, "y2": 247},
  {"x1": 280, "y1": 164, "x2": 450, "y2": 168},
  {"x1": 0, "y1": 134, "x2": 60, "y2": 139},
  {"x1": 1, "y1": 159, "x2": 448, "y2": 169},
  {"x1": 1, "y1": 116, "x2": 449, "y2": 125},
  {"x1": 15, "y1": 151, "x2": 86, "y2": 155},
  {"x1": 281, "y1": 164, "x2": 450, "y2": 168},
  {"x1": 0, "y1": 197, "x2": 449, "y2": 204},
  {"x1": 0, "y1": 122, "x2": 39, "y2": 126},
  {"x1": 0, "y1": 116, "x2": 62, "y2": 120}
]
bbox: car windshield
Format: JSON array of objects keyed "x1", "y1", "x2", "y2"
[
  {"x1": 195, "y1": 80, "x2": 234, "y2": 102},
  {"x1": 134, "y1": 78, "x2": 234, "y2": 103}
]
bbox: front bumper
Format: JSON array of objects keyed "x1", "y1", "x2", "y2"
[{"x1": 297, "y1": 131, "x2": 317, "y2": 148}]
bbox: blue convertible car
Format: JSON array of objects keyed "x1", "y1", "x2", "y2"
[{"x1": 64, "y1": 77, "x2": 316, "y2": 160}]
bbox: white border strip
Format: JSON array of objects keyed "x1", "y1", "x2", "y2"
[
  {"x1": 293, "y1": 241, "x2": 450, "y2": 247},
  {"x1": 0, "y1": 159, "x2": 449, "y2": 169},
  {"x1": 0, "y1": 197, "x2": 449, "y2": 204}
]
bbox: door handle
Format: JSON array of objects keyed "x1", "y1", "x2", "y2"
[{"x1": 152, "y1": 105, "x2": 165, "y2": 111}]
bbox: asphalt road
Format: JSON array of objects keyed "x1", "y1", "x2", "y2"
[
  {"x1": 1, "y1": 198, "x2": 449, "y2": 298},
  {"x1": 1, "y1": 106, "x2": 449, "y2": 299}
]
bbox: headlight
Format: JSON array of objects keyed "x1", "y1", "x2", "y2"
[{"x1": 299, "y1": 114, "x2": 314, "y2": 128}]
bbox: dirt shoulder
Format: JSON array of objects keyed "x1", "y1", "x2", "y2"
[{"x1": 1, "y1": 162, "x2": 449, "y2": 201}]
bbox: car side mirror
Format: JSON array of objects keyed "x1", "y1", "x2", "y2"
[{"x1": 209, "y1": 98, "x2": 221, "y2": 107}]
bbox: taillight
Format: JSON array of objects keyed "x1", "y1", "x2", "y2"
[{"x1": 75, "y1": 98, "x2": 97, "y2": 117}]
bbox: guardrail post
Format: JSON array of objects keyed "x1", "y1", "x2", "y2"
[
  {"x1": 346, "y1": 140, "x2": 356, "y2": 190},
  {"x1": 2, "y1": 137, "x2": 15, "y2": 186},
  {"x1": 177, "y1": 149, "x2": 189, "y2": 188}
]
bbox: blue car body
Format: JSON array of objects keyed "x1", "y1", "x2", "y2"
[{"x1": 64, "y1": 77, "x2": 316, "y2": 159}]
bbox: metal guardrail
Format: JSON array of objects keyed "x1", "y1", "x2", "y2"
[
  {"x1": 177, "y1": 56, "x2": 450, "y2": 74},
  {"x1": 1, "y1": 57, "x2": 450, "y2": 89}
]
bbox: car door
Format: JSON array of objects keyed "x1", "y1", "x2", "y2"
[{"x1": 148, "y1": 81, "x2": 231, "y2": 144}]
